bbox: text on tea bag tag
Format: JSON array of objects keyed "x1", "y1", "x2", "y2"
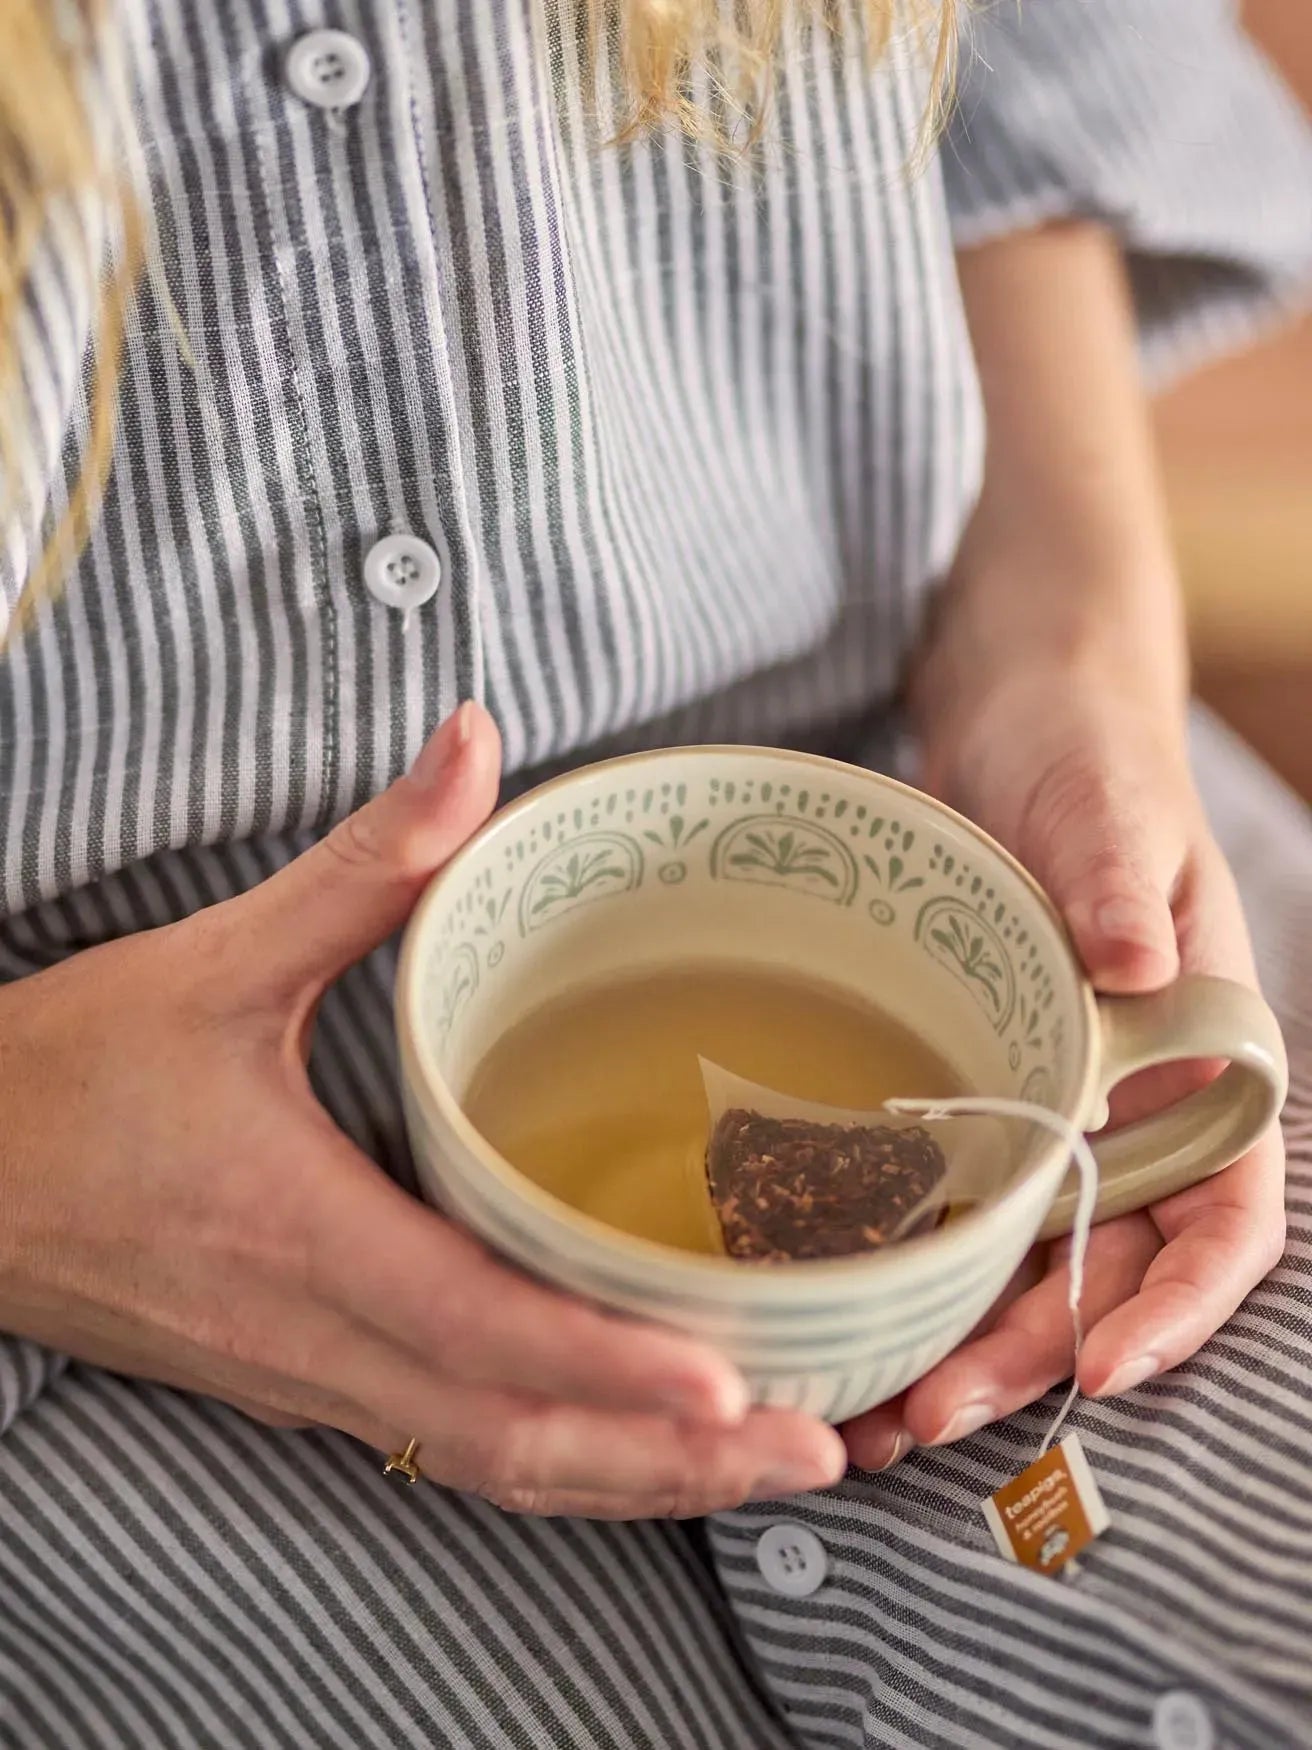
[
  {"x1": 887, "y1": 1096, "x2": 1111, "y2": 1576},
  {"x1": 981, "y1": 1434, "x2": 1110, "y2": 1577}
]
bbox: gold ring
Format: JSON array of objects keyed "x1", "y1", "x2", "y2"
[{"x1": 383, "y1": 1437, "x2": 422, "y2": 1485}]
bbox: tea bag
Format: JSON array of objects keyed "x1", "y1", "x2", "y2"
[
  {"x1": 699, "y1": 1061, "x2": 1011, "y2": 1265},
  {"x1": 700, "y1": 1069, "x2": 1102, "y2": 1464}
]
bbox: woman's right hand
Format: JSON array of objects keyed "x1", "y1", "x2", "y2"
[{"x1": 0, "y1": 704, "x2": 844, "y2": 1518}]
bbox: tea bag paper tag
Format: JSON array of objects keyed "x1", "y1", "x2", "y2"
[
  {"x1": 981, "y1": 1434, "x2": 1110, "y2": 1578},
  {"x1": 890, "y1": 1099, "x2": 1107, "y2": 1579}
]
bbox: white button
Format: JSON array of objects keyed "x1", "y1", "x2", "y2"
[
  {"x1": 755, "y1": 1524, "x2": 828, "y2": 1598},
  {"x1": 285, "y1": 31, "x2": 371, "y2": 111},
  {"x1": 364, "y1": 535, "x2": 442, "y2": 615},
  {"x1": 1153, "y1": 1690, "x2": 1214, "y2": 1750}
]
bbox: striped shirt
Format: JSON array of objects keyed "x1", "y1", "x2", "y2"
[{"x1": 2, "y1": 4, "x2": 1312, "y2": 1746}]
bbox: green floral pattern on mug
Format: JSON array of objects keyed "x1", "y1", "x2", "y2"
[
  {"x1": 437, "y1": 943, "x2": 480, "y2": 1040},
  {"x1": 519, "y1": 831, "x2": 644, "y2": 934},
  {"x1": 428, "y1": 772, "x2": 1064, "y2": 1078},
  {"x1": 710, "y1": 816, "x2": 859, "y2": 903},
  {"x1": 915, "y1": 897, "x2": 1017, "y2": 1032}
]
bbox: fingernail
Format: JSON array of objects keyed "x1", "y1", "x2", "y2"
[
  {"x1": 930, "y1": 1401, "x2": 996, "y2": 1446},
  {"x1": 873, "y1": 1431, "x2": 913, "y2": 1472},
  {"x1": 751, "y1": 1460, "x2": 839, "y2": 1501},
  {"x1": 1094, "y1": 1354, "x2": 1159, "y2": 1399},
  {"x1": 411, "y1": 703, "x2": 472, "y2": 789}
]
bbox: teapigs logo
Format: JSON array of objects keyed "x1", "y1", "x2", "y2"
[{"x1": 982, "y1": 1434, "x2": 1110, "y2": 1578}]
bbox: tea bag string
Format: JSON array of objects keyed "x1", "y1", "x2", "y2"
[{"x1": 885, "y1": 1097, "x2": 1099, "y2": 1458}]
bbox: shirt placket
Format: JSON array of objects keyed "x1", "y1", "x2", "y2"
[{"x1": 262, "y1": 2, "x2": 486, "y2": 821}]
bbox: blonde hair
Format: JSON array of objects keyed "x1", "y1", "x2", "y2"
[
  {"x1": 1, "y1": 1, "x2": 954, "y2": 641},
  {"x1": 599, "y1": 1, "x2": 956, "y2": 146},
  {"x1": 1, "y1": 0, "x2": 143, "y2": 642}
]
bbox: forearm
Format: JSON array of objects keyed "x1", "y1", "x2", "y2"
[{"x1": 913, "y1": 223, "x2": 1190, "y2": 774}]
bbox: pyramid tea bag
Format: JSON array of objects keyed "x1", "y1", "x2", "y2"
[
  {"x1": 700, "y1": 1061, "x2": 1013, "y2": 1264},
  {"x1": 700, "y1": 1062, "x2": 1108, "y2": 1550}
]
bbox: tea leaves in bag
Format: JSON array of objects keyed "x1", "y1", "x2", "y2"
[{"x1": 700, "y1": 1061, "x2": 1013, "y2": 1264}]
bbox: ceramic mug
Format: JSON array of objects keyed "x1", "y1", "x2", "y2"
[{"x1": 396, "y1": 747, "x2": 1287, "y2": 1424}]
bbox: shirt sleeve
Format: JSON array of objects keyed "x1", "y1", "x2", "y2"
[{"x1": 941, "y1": 0, "x2": 1312, "y2": 383}]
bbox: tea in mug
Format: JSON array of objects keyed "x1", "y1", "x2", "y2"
[{"x1": 461, "y1": 964, "x2": 960, "y2": 1255}]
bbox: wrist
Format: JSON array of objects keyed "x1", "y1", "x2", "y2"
[{"x1": 910, "y1": 590, "x2": 1191, "y2": 803}]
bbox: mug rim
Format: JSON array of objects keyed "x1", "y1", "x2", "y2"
[{"x1": 396, "y1": 744, "x2": 1102, "y2": 1287}]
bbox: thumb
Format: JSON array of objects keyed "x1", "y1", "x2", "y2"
[
  {"x1": 1020, "y1": 757, "x2": 1180, "y2": 996},
  {"x1": 241, "y1": 702, "x2": 502, "y2": 989}
]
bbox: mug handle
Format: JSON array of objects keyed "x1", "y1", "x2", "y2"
[{"x1": 1038, "y1": 974, "x2": 1288, "y2": 1241}]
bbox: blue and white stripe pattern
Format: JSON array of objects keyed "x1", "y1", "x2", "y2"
[{"x1": 1, "y1": 3, "x2": 1311, "y2": 1744}]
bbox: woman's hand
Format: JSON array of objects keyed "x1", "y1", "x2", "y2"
[
  {"x1": 843, "y1": 223, "x2": 1286, "y2": 1473},
  {"x1": 0, "y1": 703, "x2": 844, "y2": 1518},
  {"x1": 844, "y1": 669, "x2": 1287, "y2": 1471}
]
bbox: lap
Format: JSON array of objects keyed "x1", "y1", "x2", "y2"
[
  {"x1": 708, "y1": 1235, "x2": 1312, "y2": 1748},
  {"x1": 0, "y1": 1369, "x2": 795, "y2": 1750},
  {"x1": 2, "y1": 710, "x2": 1309, "y2": 1750}
]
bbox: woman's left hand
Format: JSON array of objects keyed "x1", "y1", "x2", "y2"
[{"x1": 843, "y1": 669, "x2": 1287, "y2": 1471}]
